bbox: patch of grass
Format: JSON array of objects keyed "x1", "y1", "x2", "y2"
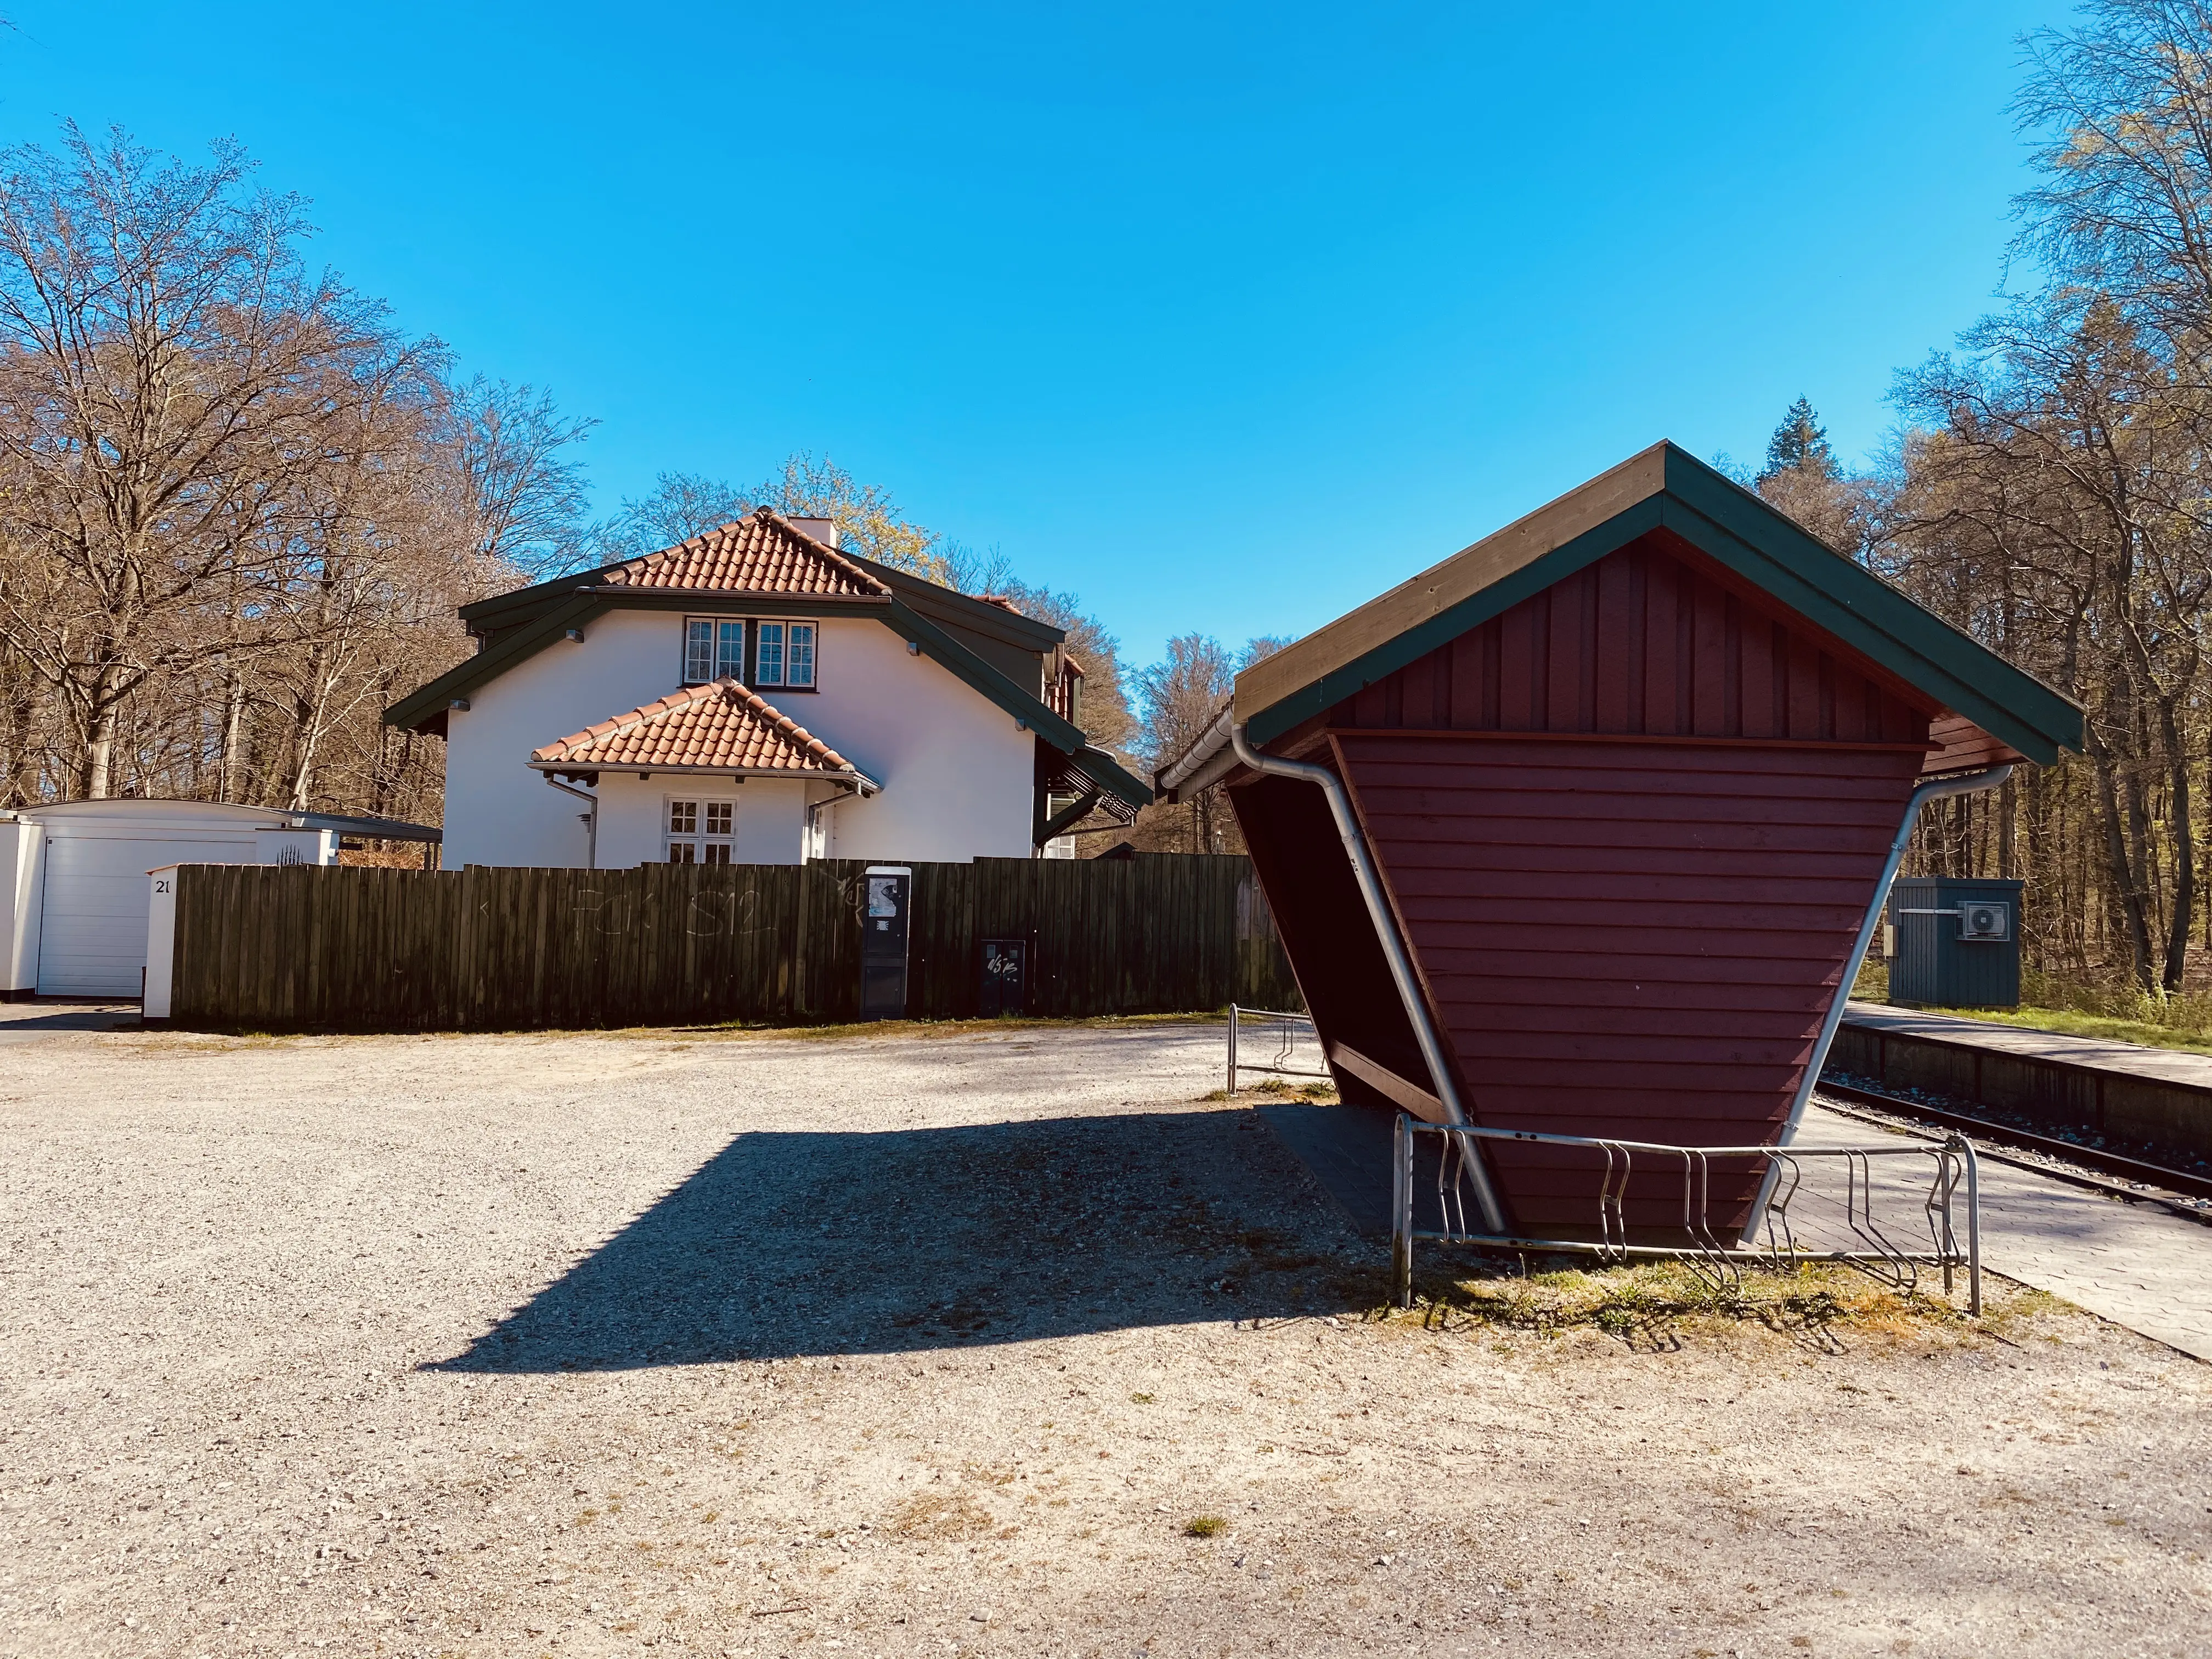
[
  {"x1": 1129, "y1": 1391, "x2": 1155, "y2": 1404},
  {"x1": 1183, "y1": 1515, "x2": 1226, "y2": 1538},
  {"x1": 1395, "y1": 1259, "x2": 1999, "y2": 1347}
]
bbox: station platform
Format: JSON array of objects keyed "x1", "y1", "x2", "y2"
[{"x1": 1832, "y1": 1001, "x2": 2212, "y2": 1167}]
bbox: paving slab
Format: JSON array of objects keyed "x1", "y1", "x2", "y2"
[{"x1": 1799, "y1": 1097, "x2": 2212, "y2": 1362}]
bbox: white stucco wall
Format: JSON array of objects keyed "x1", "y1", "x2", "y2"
[
  {"x1": 441, "y1": 611, "x2": 1037, "y2": 868},
  {"x1": 589, "y1": 775, "x2": 810, "y2": 868}
]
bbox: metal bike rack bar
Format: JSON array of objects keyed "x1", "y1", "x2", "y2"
[{"x1": 1391, "y1": 1116, "x2": 1981, "y2": 1317}]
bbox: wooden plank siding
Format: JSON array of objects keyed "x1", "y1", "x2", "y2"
[
  {"x1": 166, "y1": 855, "x2": 1297, "y2": 1033},
  {"x1": 1231, "y1": 529, "x2": 2011, "y2": 1240},
  {"x1": 1338, "y1": 733, "x2": 1925, "y2": 1234}
]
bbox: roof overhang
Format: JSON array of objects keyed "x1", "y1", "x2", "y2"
[
  {"x1": 389, "y1": 578, "x2": 1152, "y2": 816},
  {"x1": 529, "y1": 759, "x2": 881, "y2": 794},
  {"x1": 1218, "y1": 442, "x2": 2084, "y2": 766}
]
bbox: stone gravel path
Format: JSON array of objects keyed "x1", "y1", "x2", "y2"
[{"x1": 3, "y1": 1014, "x2": 2209, "y2": 1658}]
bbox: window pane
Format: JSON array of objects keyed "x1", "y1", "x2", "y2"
[
  {"x1": 705, "y1": 801, "x2": 732, "y2": 834},
  {"x1": 669, "y1": 800, "x2": 698, "y2": 835},
  {"x1": 668, "y1": 841, "x2": 697, "y2": 864},
  {"x1": 703, "y1": 843, "x2": 731, "y2": 865},
  {"x1": 684, "y1": 620, "x2": 714, "y2": 684},
  {"x1": 716, "y1": 620, "x2": 745, "y2": 681},
  {"x1": 787, "y1": 623, "x2": 815, "y2": 687},
  {"x1": 757, "y1": 621, "x2": 784, "y2": 685}
]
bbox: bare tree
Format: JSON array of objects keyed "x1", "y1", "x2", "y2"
[{"x1": 0, "y1": 124, "x2": 412, "y2": 797}]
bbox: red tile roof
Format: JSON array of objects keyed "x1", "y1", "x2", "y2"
[
  {"x1": 596, "y1": 507, "x2": 891, "y2": 597},
  {"x1": 530, "y1": 679, "x2": 871, "y2": 780}
]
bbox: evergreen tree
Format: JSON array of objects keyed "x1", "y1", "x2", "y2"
[{"x1": 1762, "y1": 397, "x2": 1836, "y2": 479}]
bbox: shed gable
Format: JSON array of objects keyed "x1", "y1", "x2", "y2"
[{"x1": 1328, "y1": 531, "x2": 1944, "y2": 750}]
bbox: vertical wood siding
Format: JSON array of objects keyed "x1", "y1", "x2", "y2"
[
  {"x1": 1331, "y1": 531, "x2": 1934, "y2": 747},
  {"x1": 167, "y1": 855, "x2": 1297, "y2": 1032}
]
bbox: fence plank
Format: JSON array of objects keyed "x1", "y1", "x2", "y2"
[{"x1": 165, "y1": 852, "x2": 1300, "y2": 1033}]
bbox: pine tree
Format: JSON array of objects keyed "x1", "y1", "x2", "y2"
[{"x1": 1762, "y1": 397, "x2": 1836, "y2": 479}]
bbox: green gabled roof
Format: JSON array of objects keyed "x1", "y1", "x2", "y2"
[{"x1": 1235, "y1": 442, "x2": 2085, "y2": 763}]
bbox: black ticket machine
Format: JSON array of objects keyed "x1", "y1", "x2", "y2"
[{"x1": 859, "y1": 865, "x2": 911, "y2": 1020}]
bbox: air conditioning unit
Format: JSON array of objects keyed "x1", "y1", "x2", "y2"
[{"x1": 1958, "y1": 899, "x2": 2011, "y2": 941}]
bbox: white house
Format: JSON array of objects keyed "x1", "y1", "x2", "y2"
[{"x1": 384, "y1": 510, "x2": 1148, "y2": 869}]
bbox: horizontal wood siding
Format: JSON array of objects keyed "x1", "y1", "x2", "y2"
[
  {"x1": 1329, "y1": 533, "x2": 1940, "y2": 747},
  {"x1": 1340, "y1": 733, "x2": 1924, "y2": 1234},
  {"x1": 166, "y1": 855, "x2": 1296, "y2": 1032}
]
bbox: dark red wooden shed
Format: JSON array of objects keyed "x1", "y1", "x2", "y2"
[{"x1": 1161, "y1": 444, "x2": 2083, "y2": 1242}]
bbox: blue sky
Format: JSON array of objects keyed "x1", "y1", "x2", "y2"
[{"x1": 2, "y1": 2, "x2": 2073, "y2": 668}]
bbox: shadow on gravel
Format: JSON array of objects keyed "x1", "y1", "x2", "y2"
[{"x1": 433, "y1": 1108, "x2": 1364, "y2": 1371}]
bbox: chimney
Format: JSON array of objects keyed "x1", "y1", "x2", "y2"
[{"x1": 788, "y1": 516, "x2": 838, "y2": 549}]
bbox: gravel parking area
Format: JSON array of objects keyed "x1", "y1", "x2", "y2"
[{"x1": 3, "y1": 1017, "x2": 2210, "y2": 1658}]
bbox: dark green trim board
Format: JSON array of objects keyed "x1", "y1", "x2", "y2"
[
  {"x1": 1240, "y1": 443, "x2": 2084, "y2": 761},
  {"x1": 844, "y1": 553, "x2": 1068, "y2": 651},
  {"x1": 1069, "y1": 744, "x2": 1152, "y2": 811},
  {"x1": 1242, "y1": 499, "x2": 1664, "y2": 747},
  {"x1": 385, "y1": 594, "x2": 603, "y2": 731},
  {"x1": 382, "y1": 590, "x2": 1152, "y2": 810}
]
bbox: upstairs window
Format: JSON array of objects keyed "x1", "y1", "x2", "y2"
[
  {"x1": 683, "y1": 619, "x2": 746, "y2": 685},
  {"x1": 666, "y1": 798, "x2": 735, "y2": 864},
  {"x1": 682, "y1": 617, "x2": 816, "y2": 687}
]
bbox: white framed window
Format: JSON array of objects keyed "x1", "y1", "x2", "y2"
[
  {"x1": 755, "y1": 621, "x2": 785, "y2": 685},
  {"x1": 748, "y1": 619, "x2": 818, "y2": 689},
  {"x1": 665, "y1": 797, "x2": 736, "y2": 864},
  {"x1": 682, "y1": 618, "x2": 747, "y2": 686},
  {"x1": 787, "y1": 622, "x2": 816, "y2": 687}
]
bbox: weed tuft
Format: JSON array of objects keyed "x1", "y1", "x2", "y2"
[{"x1": 1183, "y1": 1515, "x2": 1226, "y2": 1538}]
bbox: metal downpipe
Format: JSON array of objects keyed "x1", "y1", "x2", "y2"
[
  {"x1": 541, "y1": 774, "x2": 598, "y2": 870},
  {"x1": 1229, "y1": 721, "x2": 1507, "y2": 1234},
  {"x1": 1738, "y1": 762, "x2": 2012, "y2": 1242}
]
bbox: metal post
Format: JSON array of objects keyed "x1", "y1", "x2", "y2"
[
  {"x1": 1740, "y1": 764, "x2": 2011, "y2": 1244},
  {"x1": 1963, "y1": 1138, "x2": 1982, "y2": 1317},
  {"x1": 1231, "y1": 721, "x2": 1506, "y2": 1234},
  {"x1": 1391, "y1": 1113, "x2": 1412, "y2": 1310},
  {"x1": 1227, "y1": 1003, "x2": 1239, "y2": 1093}
]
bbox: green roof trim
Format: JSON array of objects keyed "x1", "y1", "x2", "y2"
[
  {"x1": 385, "y1": 594, "x2": 603, "y2": 732},
  {"x1": 382, "y1": 591, "x2": 1152, "y2": 811},
  {"x1": 1242, "y1": 498, "x2": 1662, "y2": 747},
  {"x1": 1242, "y1": 444, "x2": 2084, "y2": 764}
]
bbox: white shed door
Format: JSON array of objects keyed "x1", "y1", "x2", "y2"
[{"x1": 37, "y1": 826, "x2": 256, "y2": 997}]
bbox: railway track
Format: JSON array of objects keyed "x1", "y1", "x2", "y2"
[{"x1": 1816, "y1": 1076, "x2": 2212, "y2": 1224}]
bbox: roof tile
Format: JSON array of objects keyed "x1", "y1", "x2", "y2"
[
  {"x1": 597, "y1": 507, "x2": 890, "y2": 596},
  {"x1": 532, "y1": 679, "x2": 865, "y2": 777}
]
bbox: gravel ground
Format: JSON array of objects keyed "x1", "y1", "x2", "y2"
[{"x1": 3, "y1": 1017, "x2": 2210, "y2": 1659}]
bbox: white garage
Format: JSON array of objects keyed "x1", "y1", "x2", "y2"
[{"x1": 0, "y1": 800, "x2": 439, "y2": 1001}]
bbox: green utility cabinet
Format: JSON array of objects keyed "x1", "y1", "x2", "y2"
[{"x1": 1886, "y1": 876, "x2": 2023, "y2": 1008}]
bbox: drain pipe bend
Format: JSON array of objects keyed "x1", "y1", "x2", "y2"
[
  {"x1": 1229, "y1": 721, "x2": 1506, "y2": 1234},
  {"x1": 1740, "y1": 761, "x2": 2013, "y2": 1242},
  {"x1": 543, "y1": 774, "x2": 598, "y2": 870}
]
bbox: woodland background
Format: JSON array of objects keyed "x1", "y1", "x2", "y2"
[{"x1": 8, "y1": 0, "x2": 2212, "y2": 1005}]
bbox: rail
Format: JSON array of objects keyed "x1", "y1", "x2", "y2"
[
  {"x1": 1225, "y1": 1003, "x2": 1329, "y2": 1093},
  {"x1": 1391, "y1": 1116, "x2": 1981, "y2": 1316}
]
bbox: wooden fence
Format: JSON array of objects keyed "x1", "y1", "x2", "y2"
[{"x1": 165, "y1": 854, "x2": 1300, "y2": 1032}]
